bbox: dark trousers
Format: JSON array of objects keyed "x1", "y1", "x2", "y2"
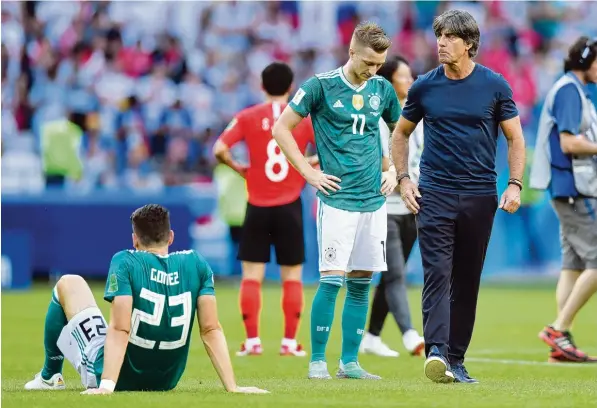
[
  {"x1": 45, "y1": 175, "x2": 65, "y2": 187},
  {"x1": 417, "y1": 188, "x2": 497, "y2": 363},
  {"x1": 369, "y1": 214, "x2": 418, "y2": 336}
]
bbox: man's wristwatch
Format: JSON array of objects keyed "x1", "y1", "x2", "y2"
[
  {"x1": 508, "y1": 178, "x2": 523, "y2": 191},
  {"x1": 396, "y1": 173, "x2": 410, "y2": 184}
]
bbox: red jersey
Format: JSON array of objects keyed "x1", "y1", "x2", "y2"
[{"x1": 219, "y1": 102, "x2": 315, "y2": 207}]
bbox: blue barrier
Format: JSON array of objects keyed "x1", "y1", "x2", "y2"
[
  {"x1": 2, "y1": 230, "x2": 33, "y2": 290},
  {"x1": 1, "y1": 182, "x2": 562, "y2": 288},
  {"x1": 1, "y1": 186, "x2": 215, "y2": 278}
]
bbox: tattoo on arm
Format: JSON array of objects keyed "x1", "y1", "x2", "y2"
[
  {"x1": 386, "y1": 121, "x2": 397, "y2": 134},
  {"x1": 391, "y1": 125, "x2": 414, "y2": 175},
  {"x1": 386, "y1": 121, "x2": 397, "y2": 162}
]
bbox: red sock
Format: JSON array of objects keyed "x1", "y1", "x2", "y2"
[
  {"x1": 240, "y1": 279, "x2": 261, "y2": 339},
  {"x1": 282, "y1": 280, "x2": 304, "y2": 340}
]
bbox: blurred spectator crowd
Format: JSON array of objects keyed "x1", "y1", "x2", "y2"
[{"x1": 2, "y1": 1, "x2": 597, "y2": 193}]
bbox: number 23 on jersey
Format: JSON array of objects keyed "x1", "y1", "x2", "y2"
[{"x1": 129, "y1": 289, "x2": 192, "y2": 350}]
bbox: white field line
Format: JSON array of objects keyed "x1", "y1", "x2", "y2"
[
  {"x1": 467, "y1": 357, "x2": 597, "y2": 368},
  {"x1": 469, "y1": 348, "x2": 559, "y2": 356},
  {"x1": 468, "y1": 348, "x2": 597, "y2": 367}
]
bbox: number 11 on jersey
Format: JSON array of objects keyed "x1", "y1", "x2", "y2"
[{"x1": 351, "y1": 114, "x2": 365, "y2": 135}]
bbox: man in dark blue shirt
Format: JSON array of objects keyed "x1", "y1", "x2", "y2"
[{"x1": 391, "y1": 10, "x2": 526, "y2": 384}]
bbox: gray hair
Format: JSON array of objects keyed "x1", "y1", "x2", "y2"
[{"x1": 432, "y1": 10, "x2": 480, "y2": 58}]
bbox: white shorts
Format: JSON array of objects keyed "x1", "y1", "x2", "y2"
[
  {"x1": 316, "y1": 199, "x2": 388, "y2": 272},
  {"x1": 57, "y1": 307, "x2": 107, "y2": 389}
]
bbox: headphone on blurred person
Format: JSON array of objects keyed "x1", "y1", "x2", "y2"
[{"x1": 578, "y1": 37, "x2": 597, "y2": 70}]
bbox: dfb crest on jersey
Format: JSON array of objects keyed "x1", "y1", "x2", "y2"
[
  {"x1": 369, "y1": 94, "x2": 381, "y2": 110},
  {"x1": 324, "y1": 247, "x2": 337, "y2": 262},
  {"x1": 352, "y1": 94, "x2": 364, "y2": 111}
]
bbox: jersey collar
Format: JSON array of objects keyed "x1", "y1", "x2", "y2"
[{"x1": 339, "y1": 67, "x2": 368, "y2": 93}]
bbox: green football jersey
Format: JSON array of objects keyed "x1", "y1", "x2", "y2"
[
  {"x1": 290, "y1": 67, "x2": 401, "y2": 212},
  {"x1": 97, "y1": 249, "x2": 215, "y2": 391}
]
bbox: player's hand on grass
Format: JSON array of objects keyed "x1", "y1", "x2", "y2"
[
  {"x1": 81, "y1": 387, "x2": 113, "y2": 395},
  {"x1": 499, "y1": 184, "x2": 521, "y2": 214},
  {"x1": 381, "y1": 170, "x2": 398, "y2": 196},
  {"x1": 399, "y1": 178, "x2": 421, "y2": 214},
  {"x1": 305, "y1": 168, "x2": 341, "y2": 195},
  {"x1": 230, "y1": 386, "x2": 270, "y2": 394}
]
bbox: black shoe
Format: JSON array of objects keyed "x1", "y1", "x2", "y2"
[
  {"x1": 451, "y1": 363, "x2": 479, "y2": 384},
  {"x1": 424, "y1": 346, "x2": 455, "y2": 383}
]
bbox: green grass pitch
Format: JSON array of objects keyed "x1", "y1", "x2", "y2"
[{"x1": 2, "y1": 282, "x2": 596, "y2": 407}]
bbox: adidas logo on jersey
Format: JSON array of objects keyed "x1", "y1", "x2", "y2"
[{"x1": 333, "y1": 100, "x2": 344, "y2": 108}]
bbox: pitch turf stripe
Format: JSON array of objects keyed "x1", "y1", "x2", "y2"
[{"x1": 468, "y1": 357, "x2": 597, "y2": 368}]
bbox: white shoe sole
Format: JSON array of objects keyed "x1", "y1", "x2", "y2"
[
  {"x1": 308, "y1": 371, "x2": 332, "y2": 380},
  {"x1": 336, "y1": 370, "x2": 382, "y2": 380},
  {"x1": 424, "y1": 357, "x2": 455, "y2": 383},
  {"x1": 24, "y1": 382, "x2": 65, "y2": 391}
]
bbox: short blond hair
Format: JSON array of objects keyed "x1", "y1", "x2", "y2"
[{"x1": 352, "y1": 22, "x2": 392, "y2": 53}]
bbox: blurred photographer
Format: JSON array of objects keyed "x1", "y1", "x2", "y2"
[{"x1": 530, "y1": 36, "x2": 597, "y2": 363}]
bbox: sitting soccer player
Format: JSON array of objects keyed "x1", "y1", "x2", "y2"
[{"x1": 24, "y1": 204, "x2": 268, "y2": 394}]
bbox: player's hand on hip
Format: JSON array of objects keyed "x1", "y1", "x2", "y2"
[
  {"x1": 235, "y1": 164, "x2": 249, "y2": 179},
  {"x1": 81, "y1": 387, "x2": 113, "y2": 395},
  {"x1": 399, "y1": 178, "x2": 422, "y2": 214},
  {"x1": 499, "y1": 184, "x2": 521, "y2": 214},
  {"x1": 231, "y1": 386, "x2": 270, "y2": 394},
  {"x1": 305, "y1": 168, "x2": 341, "y2": 195},
  {"x1": 381, "y1": 170, "x2": 398, "y2": 196}
]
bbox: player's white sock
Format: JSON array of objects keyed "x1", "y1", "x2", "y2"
[
  {"x1": 281, "y1": 338, "x2": 297, "y2": 348},
  {"x1": 360, "y1": 333, "x2": 399, "y2": 357},
  {"x1": 245, "y1": 337, "x2": 261, "y2": 348},
  {"x1": 403, "y1": 329, "x2": 425, "y2": 355}
]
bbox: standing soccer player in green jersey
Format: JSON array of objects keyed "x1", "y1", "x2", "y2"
[
  {"x1": 24, "y1": 204, "x2": 268, "y2": 395},
  {"x1": 273, "y1": 22, "x2": 401, "y2": 380}
]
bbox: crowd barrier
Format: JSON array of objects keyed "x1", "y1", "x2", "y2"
[{"x1": 2, "y1": 180, "x2": 562, "y2": 290}]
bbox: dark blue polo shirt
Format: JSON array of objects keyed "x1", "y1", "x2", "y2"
[{"x1": 401, "y1": 64, "x2": 519, "y2": 195}]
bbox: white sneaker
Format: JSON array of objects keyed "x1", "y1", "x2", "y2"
[
  {"x1": 280, "y1": 339, "x2": 307, "y2": 356},
  {"x1": 24, "y1": 372, "x2": 66, "y2": 390},
  {"x1": 403, "y1": 329, "x2": 425, "y2": 356},
  {"x1": 308, "y1": 361, "x2": 332, "y2": 379},
  {"x1": 359, "y1": 333, "x2": 399, "y2": 357}
]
